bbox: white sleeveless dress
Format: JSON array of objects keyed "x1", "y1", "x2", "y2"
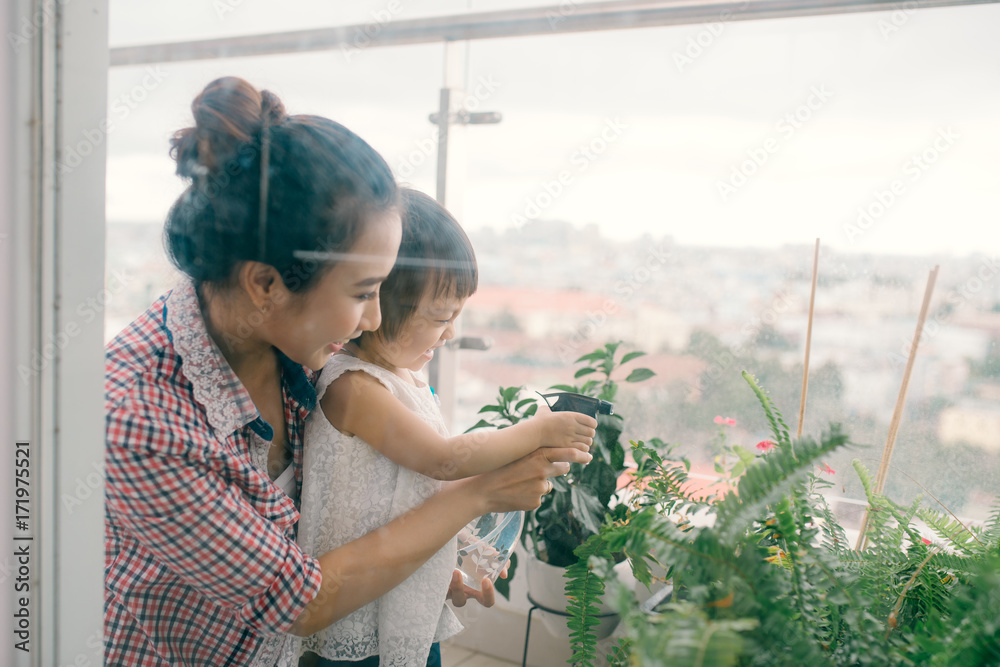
[{"x1": 293, "y1": 354, "x2": 463, "y2": 666}]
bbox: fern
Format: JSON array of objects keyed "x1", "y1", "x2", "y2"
[
  {"x1": 565, "y1": 534, "x2": 612, "y2": 667},
  {"x1": 714, "y1": 427, "x2": 849, "y2": 541},
  {"x1": 813, "y1": 490, "x2": 851, "y2": 553},
  {"x1": 565, "y1": 368, "x2": 998, "y2": 667},
  {"x1": 625, "y1": 602, "x2": 758, "y2": 667},
  {"x1": 742, "y1": 370, "x2": 791, "y2": 447},
  {"x1": 606, "y1": 638, "x2": 630, "y2": 667},
  {"x1": 918, "y1": 506, "x2": 984, "y2": 555},
  {"x1": 914, "y1": 554, "x2": 1000, "y2": 666},
  {"x1": 977, "y1": 496, "x2": 1000, "y2": 551},
  {"x1": 854, "y1": 458, "x2": 876, "y2": 499}
]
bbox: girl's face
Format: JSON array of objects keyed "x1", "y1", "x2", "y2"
[
  {"x1": 384, "y1": 288, "x2": 467, "y2": 375},
  {"x1": 273, "y1": 210, "x2": 402, "y2": 371}
]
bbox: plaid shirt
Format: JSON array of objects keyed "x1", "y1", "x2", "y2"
[{"x1": 104, "y1": 279, "x2": 323, "y2": 666}]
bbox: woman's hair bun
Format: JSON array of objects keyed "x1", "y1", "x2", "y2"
[
  {"x1": 170, "y1": 76, "x2": 287, "y2": 179},
  {"x1": 164, "y1": 76, "x2": 397, "y2": 293}
]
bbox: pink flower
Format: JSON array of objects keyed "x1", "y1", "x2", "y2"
[
  {"x1": 714, "y1": 416, "x2": 724, "y2": 424},
  {"x1": 818, "y1": 462, "x2": 835, "y2": 475},
  {"x1": 756, "y1": 440, "x2": 776, "y2": 452},
  {"x1": 921, "y1": 537, "x2": 932, "y2": 546},
  {"x1": 725, "y1": 418, "x2": 737, "y2": 426},
  {"x1": 714, "y1": 416, "x2": 737, "y2": 426}
]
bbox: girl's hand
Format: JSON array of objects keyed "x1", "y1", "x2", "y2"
[
  {"x1": 534, "y1": 410, "x2": 597, "y2": 452},
  {"x1": 467, "y1": 447, "x2": 592, "y2": 515}
]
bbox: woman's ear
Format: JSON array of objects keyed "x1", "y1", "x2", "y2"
[{"x1": 238, "y1": 261, "x2": 291, "y2": 312}]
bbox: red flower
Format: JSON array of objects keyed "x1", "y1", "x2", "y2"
[
  {"x1": 921, "y1": 537, "x2": 932, "y2": 545},
  {"x1": 725, "y1": 418, "x2": 737, "y2": 426},
  {"x1": 756, "y1": 440, "x2": 776, "y2": 452},
  {"x1": 818, "y1": 462, "x2": 835, "y2": 475},
  {"x1": 714, "y1": 416, "x2": 737, "y2": 426}
]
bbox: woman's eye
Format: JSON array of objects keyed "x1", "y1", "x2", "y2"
[{"x1": 357, "y1": 291, "x2": 377, "y2": 301}]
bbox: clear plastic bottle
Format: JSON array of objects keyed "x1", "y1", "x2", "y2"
[{"x1": 456, "y1": 510, "x2": 524, "y2": 591}]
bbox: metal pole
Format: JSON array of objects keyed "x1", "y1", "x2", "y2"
[{"x1": 434, "y1": 88, "x2": 451, "y2": 206}]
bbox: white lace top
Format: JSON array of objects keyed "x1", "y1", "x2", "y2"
[{"x1": 291, "y1": 354, "x2": 463, "y2": 666}]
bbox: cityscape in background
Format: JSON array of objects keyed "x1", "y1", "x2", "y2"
[{"x1": 105, "y1": 218, "x2": 1000, "y2": 524}]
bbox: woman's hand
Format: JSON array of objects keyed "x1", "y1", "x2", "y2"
[
  {"x1": 534, "y1": 410, "x2": 597, "y2": 452},
  {"x1": 464, "y1": 446, "x2": 592, "y2": 515}
]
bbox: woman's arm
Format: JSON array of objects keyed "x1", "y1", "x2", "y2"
[
  {"x1": 289, "y1": 446, "x2": 590, "y2": 635},
  {"x1": 323, "y1": 371, "x2": 596, "y2": 480},
  {"x1": 105, "y1": 405, "x2": 323, "y2": 635}
]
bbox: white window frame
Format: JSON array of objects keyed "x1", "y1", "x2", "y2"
[{"x1": 2, "y1": 1, "x2": 108, "y2": 666}]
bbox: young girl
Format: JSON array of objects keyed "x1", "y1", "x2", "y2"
[{"x1": 295, "y1": 189, "x2": 597, "y2": 666}]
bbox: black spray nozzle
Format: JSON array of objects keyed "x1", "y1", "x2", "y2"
[{"x1": 538, "y1": 392, "x2": 614, "y2": 419}]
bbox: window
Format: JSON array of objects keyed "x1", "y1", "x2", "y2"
[{"x1": 107, "y1": 2, "x2": 1000, "y2": 531}]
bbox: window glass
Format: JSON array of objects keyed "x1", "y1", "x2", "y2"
[{"x1": 106, "y1": 3, "x2": 1000, "y2": 528}]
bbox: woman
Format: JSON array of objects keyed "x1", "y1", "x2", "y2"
[{"x1": 103, "y1": 77, "x2": 592, "y2": 666}]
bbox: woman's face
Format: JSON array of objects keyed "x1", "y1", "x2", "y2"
[{"x1": 272, "y1": 210, "x2": 402, "y2": 371}]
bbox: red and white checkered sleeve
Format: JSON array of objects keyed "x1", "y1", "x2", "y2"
[{"x1": 105, "y1": 404, "x2": 323, "y2": 634}]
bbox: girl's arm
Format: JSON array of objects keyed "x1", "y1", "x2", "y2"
[
  {"x1": 289, "y1": 446, "x2": 590, "y2": 635},
  {"x1": 323, "y1": 370, "x2": 596, "y2": 480}
]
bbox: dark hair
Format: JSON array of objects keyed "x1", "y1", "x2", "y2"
[
  {"x1": 357, "y1": 188, "x2": 478, "y2": 347},
  {"x1": 163, "y1": 76, "x2": 398, "y2": 292}
]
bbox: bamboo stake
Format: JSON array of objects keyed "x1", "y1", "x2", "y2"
[
  {"x1": 797, "y1": 239, "x2": 820, "y2": 438},
  {"x1": 855, "y1": 265, "x2": 940, "y2": 551}
]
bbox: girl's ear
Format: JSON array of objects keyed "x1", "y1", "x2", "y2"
[{"x1": 238, "y1": 261, "x2": 291, "y2": 311}]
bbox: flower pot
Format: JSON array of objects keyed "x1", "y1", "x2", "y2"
[{"x1": 523, "y1": 552, "x2": 634, "y2": 640}]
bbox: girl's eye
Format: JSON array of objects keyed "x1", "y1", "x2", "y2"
[{"x1": 357, "y1": 291, "x2": 377, "y2": 301}]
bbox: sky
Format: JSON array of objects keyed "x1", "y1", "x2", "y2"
[{"x1": 103, "y1": 0, "x2": 1000, "y2": 257}]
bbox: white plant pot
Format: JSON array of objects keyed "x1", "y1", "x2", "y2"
[{"x1": 523, "y1": 552, "x2": 634, "y2": 640}]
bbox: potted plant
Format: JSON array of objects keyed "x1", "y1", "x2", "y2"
[{"x1": 466, "y1": 342, "x2": 655, "y2": 637}]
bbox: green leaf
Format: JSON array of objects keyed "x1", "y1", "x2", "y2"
[
  {"x1": 463, "y1": 419, "x2": 493, "y2": 433},
  {"x1": 548, "y1": 384, "x2": 578, "y2": 393},
  {"x1": 581, "y1": 458, "x2": 619, "y2": 507},
  {"x1": 494, "y1": 552, "x2": 517, "y2": 600},
  {"x1": 620, "y1": 350, "x2": 647, "y2": 365},
  {"x1": 575, "y1": 350, "x2": 608, "y2": 364},
  {"x1": 501, "y1": 386, "x2": 523, "y2": 403},
  {"x1": 477, "y1": 405, "x2": 502, "y2": 413},
  {"x1": 524, "y1": 404, "x2": 538, "y2": 417},
  {"x1": 624, "y1": 368, "x2": 656, "y2": 383},
  {"x1": 514, "y1": 397, "x2": 538, "y2": 412},
  {"x1": 571, "y1": 486, "x2": 606, "y2": 535},
  {"x1": 609, "y1": 441, "x2": 626, "y2": 471},
  {"x1": 575, "y1": 367, "x2": 599, "y2": 379}
]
